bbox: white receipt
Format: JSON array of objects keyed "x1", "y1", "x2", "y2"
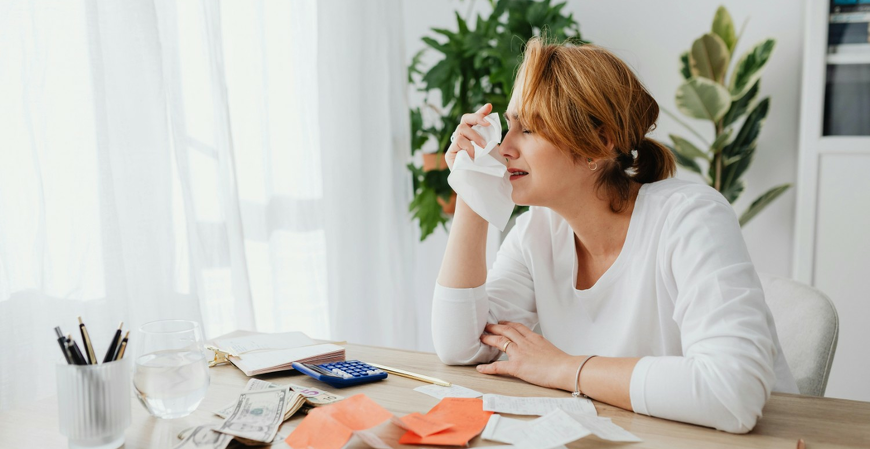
[
  {"x1": 482, "y1": 415, "x2": 532, "y2": 444},
  {"x1": 512, "y1": 409, "x2": 591, "y2": 449},
  {"x1": 414, "y1": 384, "x2": 483, "y2": 399},
  {"x1": 565, "y1": 413, "x2": 642, "y2": 442},
  {"x1": 482, "y1": 394, "x2": 597, "y2": 416},
  {"x1": 215, "y1": 331, "x2": 316, "y2": 354}
]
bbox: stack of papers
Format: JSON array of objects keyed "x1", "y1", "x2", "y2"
[{"x1": 212, "y1": 331, "x2": 345, "y2": 376}]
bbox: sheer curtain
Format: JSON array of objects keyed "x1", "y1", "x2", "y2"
[{"x1": 0, "y1": 0, "x2": 415, "y2": 411}]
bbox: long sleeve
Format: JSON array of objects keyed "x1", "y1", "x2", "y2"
[
  {"x1": 629, "y1": 195, "x2": 778, "y2": 434},
  {"x1": 432, "y1": 213, "x2": 538, "y2": 365}
]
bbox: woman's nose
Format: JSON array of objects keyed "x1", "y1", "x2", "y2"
[{"x1": 499, "y1": 132, "x2": 518, "y2": 161}]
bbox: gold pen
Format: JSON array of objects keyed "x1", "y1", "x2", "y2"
[
  {"x1": 78, "y1": 317, "x2": 97, "y2": 365},
  {"x1": 366, "y1": 362, "x2": 451, "y2": 387}
]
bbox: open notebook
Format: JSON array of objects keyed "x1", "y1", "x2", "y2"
[{"x1": 210, "y1": 331, "x2": 345, "y2": 376}]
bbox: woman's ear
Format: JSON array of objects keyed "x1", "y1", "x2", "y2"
[{"x1": 597, "y1": 127, "x2": 615, "y2": 152}]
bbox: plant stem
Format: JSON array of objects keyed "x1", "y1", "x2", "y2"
[
  {"x1": 714, "y1": 120, "x2": 723, "y2": 192},
  {"x1": 661, "y1": 107, "x2": 712, "y2": 147}
]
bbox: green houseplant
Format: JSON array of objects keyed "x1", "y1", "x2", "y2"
[
  {"x1": 665, "y1": 5, "x2": 790, "y2": 226},
  {"x1": 408, "y1": 0, "x2": 585, "y2": 240}
]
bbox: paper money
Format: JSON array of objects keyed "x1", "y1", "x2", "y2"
[
  {"x1": 172, "y1": 425, "x2": 233, "y2": 449},
  {"x1": 288, "y1": 383, "x2": 344, "y2": 406},
  {"x1": 214, "y1": 380, "x2": 343, "y2": 419},
  {"x1": 215, "y1": 387, "x2": 290, "y2": 444}
]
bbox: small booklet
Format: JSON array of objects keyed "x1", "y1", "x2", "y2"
[{"x1": 212, "y1": 331, "x2": 345, "y2": 376}]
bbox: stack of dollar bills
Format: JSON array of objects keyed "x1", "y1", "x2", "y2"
[{"x1": 173, "y1": 379, "x2": 344, "y2": 448}]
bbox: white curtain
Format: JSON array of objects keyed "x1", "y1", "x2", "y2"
[{"x1": 0, "y1": 0, "x2": 416, "y2": 411}]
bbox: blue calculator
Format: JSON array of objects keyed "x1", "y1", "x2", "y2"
[{"x1": 291, "y1": 360, "x2": 388, "y2": 388}]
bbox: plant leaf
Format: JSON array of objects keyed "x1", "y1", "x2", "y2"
[
  {"x1": 670, "y1": 134, "x2": 709, "y2": 161},
  {"x1": 679, "y1": 51, "x2": 692, "y2": 80},
  {"x1": 409, "y1": 186, "x2": 449, "y2": 241},
  {"x1": 722, "y1": 80, "x2": 760, "y2": 128},
  {"x1": 675, "y1": 77, "x2": 732, "y2": 122},
  {"x1": 718, "y1": 98, "x2": 770, "y2": 193},
  {"x1": 665, "y1": 143, "x2": 703, "y2": 175},
  {"x1": 711, "y1": 128, "x2": 734, "y2": 154},
  {"x1": 729, "y1": 39, "x2": 776, "y2": 100},
  {"x1": 721, "y1": 179, "x2": 744, "y2": 203},
  {"x1": 689, "y1": 33, "x2": 730, "y2": 83},
  {"x1": 739, "y1": 183, "x2": 791, "y2": 226},
  {"x1": 712, "y1": 6, "x2": 737, "y2": 54}
]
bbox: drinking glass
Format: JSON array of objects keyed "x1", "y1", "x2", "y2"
[{"x1": 133, "y1": 320, "x2": 210, "y2": 419}]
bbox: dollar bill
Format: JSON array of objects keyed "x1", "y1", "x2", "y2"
[
  {"x1": 215, "y1": 387, "x2": 290, "y2": 444},
  {"x1": 214, "y1": 380, "x2": 343, "y2": 419},
  {"x1": 288, "y1": 383, "x2": 344, "y2": 406},
  {"x1": 172, "y1": 425, "x2": 233, "y2": 449}
]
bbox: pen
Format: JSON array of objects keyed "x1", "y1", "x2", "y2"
[
  {"x1": 103, "y1": 321, "x2": 123, "y2": 363},
  {"x1": 55, "y1": 327, "x2": 73, "y2": 364},
  {"x1": 66, "y1": 334, "x2": 87, "y2": 365},
  {"x1": 366, "y1": 362, "x2": 452, "y2": 387},
  {"x1": 78, "y1": 316, "x2": 97, "y2": 364},
  {"x1": 113, "y1": 331, "x2": 130, "y2": 361}
]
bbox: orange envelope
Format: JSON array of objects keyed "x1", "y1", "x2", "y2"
[
  {"x1": 398, "y1": 398, "x2": 493, "y2": 446},
  {"x1": 285, "y1": 394, "x2": 393, "y2": 449}
]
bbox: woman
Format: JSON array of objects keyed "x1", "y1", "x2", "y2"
[{"x1": 433, "y1": 38, "x2": 798, "y2": 434}]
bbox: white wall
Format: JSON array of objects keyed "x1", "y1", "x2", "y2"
[{"x1": 404, "y1": 0, "x2": 804, "y2": 352}]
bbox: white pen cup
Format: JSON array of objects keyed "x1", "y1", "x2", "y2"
[{"x1": 56, "y1": 359, "x2": 131, "y2": 449}]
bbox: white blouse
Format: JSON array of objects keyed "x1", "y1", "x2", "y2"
[{"x1": 432, "y1": 178, "x2": 798, "y2": 434}]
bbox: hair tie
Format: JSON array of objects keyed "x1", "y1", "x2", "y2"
[{"x1": 616, "y1": 151, "x2": 634, "y2": 169}]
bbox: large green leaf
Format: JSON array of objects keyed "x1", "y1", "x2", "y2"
[
  {"x1": 729, "y1": 39, "x2": 776, "y2": 100},
  {"x1": 712, "y1": 6, "x2": 737, "y2": 54},
  {"x1": 718, "y1": 98, "x2": 770, "y2": 192},
  {"x1": 721, "y1": 179, "x2": 744, "y2": 203},
  {"x1": 722, "y1": 80, "x2": 759, "y2": 128},
  {"x1": 665, "y1": 143, "x2": 703, "y2": 175},
  {"x1": 675, "y1": 77, "x2": 732, "y2": 122},
  {"x1": 679, "y1": 51, "x2": 692, "y2": 80},
  {"x1": 739, "y1": 183, "x2": 791, "y2": 226},
  {"x1": 721, "y1": 97, "x2": 769, "y2": 160},
  {"x1": 409, "y1": 187, "x2": 448, "y2": 241},
  {"x1": 670, "y1": 134, "x2": 709, "y2": 161},
  {"x1": 689, "y1": 33, "x2": 730, "y2": 83}
]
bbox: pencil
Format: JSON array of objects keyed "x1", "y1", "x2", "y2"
[
  {"x1": 366, "y1": 362, "x2": 451, "y2": 387},
  {"x1": 78, "y1": 317, "x2": 97, "y2": 364}
]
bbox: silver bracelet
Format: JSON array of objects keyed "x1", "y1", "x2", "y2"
[{"x1": 572, "y1": 355, "x2": 597, "y2": 398}]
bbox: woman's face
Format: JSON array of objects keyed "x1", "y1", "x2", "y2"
[{"x1": 499, "y1": 103, "x2": 593, "y2": 208}]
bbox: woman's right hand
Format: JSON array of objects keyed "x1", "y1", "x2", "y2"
[{"x1": 445, "y1": 103, "x2": 493, "y2": 171}]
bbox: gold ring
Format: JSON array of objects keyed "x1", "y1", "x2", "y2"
[{"x1": 502, "y1": 341, "x2": 512, "y2": 352}]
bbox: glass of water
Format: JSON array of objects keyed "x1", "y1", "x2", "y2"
[{"x1": 133, "y1": 319, "x2": 210, "y2": 419}]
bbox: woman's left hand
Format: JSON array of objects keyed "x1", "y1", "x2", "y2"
[{"x1": 477, "y1": 321, "x2": 575, "y2": 390}]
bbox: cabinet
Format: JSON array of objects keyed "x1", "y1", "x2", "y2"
[{"x1": 794, "y1": 0, "x2": 870, "y2": 401}]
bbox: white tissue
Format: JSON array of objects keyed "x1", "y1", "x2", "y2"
[{"x1": 447, "y1": 113, "x2": 514, "y2": 231}]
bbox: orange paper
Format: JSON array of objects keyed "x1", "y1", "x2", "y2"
[
  {"x1": 285, "y1": 394, "x2": 393, "y2": 449},
  {"x1": 398, "y1": 398, "x2": 493, "y2": 446},
  {"x1": 398, "y1": 412, "x2": 453, "y2": 437}
]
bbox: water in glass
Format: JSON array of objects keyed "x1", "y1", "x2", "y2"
[{"x1": 133, "y1": 320, "x2": 210, "y2": 419}]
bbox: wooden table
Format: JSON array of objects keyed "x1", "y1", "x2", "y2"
[{"x1": 2, "y1": 343, "x2": 869, "y2": 448}]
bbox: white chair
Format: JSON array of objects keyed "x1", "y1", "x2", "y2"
[{"x1": 759, "y1": 273, "x2": 839, "y2": 397}]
